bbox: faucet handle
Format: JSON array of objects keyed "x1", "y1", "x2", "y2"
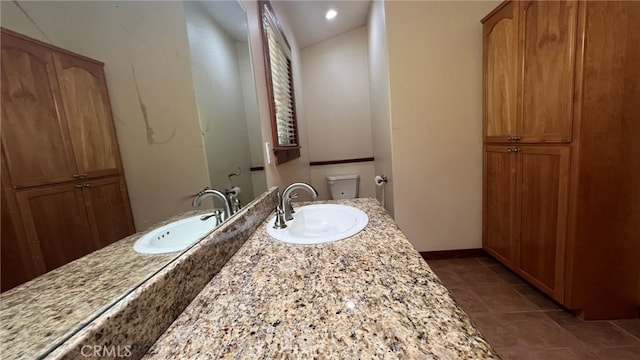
[{"x1": 273, "y1": 206, "x2": 287, "y2": 229}]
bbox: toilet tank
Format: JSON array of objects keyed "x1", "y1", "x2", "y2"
[{"x1": 327, "y1": 174, "x2": 359, "y2": 199}]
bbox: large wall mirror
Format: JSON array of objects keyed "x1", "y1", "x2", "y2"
[{"x1": 0, "y1": 0, "x2": 265, "y2": 357}]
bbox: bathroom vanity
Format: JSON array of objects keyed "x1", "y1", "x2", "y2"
[
  {"x1": 3, "y1": 189, "x2": 497, "y2": 359},
  {"x1": 142, "y1": 198, "x2": 497, "y2": 359}
]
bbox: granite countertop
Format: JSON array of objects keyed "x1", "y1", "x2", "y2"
[
  {"x1": 0, "y1": 209, "x2": 212, "y2": 359},
  {"x1": 143, "y1": 198, "x2": 498, "y2": 359}
]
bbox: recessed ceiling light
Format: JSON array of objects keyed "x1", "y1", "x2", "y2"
[{"x1": 325, "y1": 9, "x2": 337, "y2": 20}]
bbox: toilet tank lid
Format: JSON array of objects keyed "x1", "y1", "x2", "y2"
[{"x1": 327, "y1": 174, "x2": 359, "y2": 181}]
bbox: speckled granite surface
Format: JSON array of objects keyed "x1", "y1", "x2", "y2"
[
  {"x1": 45, "y1": 188, "x2": 279, "y2": 359},
  {"x1": 143, "y1": 198, "x2": 499, "y2": 359},
  {"x1": 0, "y1": 209, "x2": 210, "y2": 359}
]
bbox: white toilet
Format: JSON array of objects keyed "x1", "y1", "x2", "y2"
[{"x1": 327, "y1": 174, "x2": 359, "y2": 199}]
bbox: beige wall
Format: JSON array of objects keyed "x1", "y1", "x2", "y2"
[
  {"x1": 301, "y1": 26, "x2": 373, "y2": 161},
  {"x1": 1, "y1": 1, "x2": 210, "y2": 230},
  {"x1": 301, "y1": 26, "x2": 374, "y2": 201},
  {"x1": 183, "y1": 1, "x2": 255, "y2": 205},
  {"x1": 368, "y1": 0, "x2": 395, "y2": 216},
  {"x1": 385, "y1": 0, "x2": 500, "y2": 251}
]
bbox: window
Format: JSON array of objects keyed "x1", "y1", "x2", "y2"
[{"x1": 259, "y1": 0, "x2": 300, "y2": 164}]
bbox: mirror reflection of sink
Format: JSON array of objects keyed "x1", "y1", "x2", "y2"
[
  {"x1": 266, "y1": 204, "x2": 368, "y2": 245},
  {"x1": 133, "y1": 214, "x2": 219, "y2": 254}
]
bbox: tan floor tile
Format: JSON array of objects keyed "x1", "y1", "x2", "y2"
[
  {"x1": 512, "y1": 284, "x2": 560, "y2": 311},
  {"x1": 457, "y1": 267, "x2": 511, "y2": 288},
  {"x1": 612, "y1": 318, "x2": 640, "y2": 340},
  {"x1": 591, "y1": 346, "x2": 640, "y2": 360},
  {"x1": 471, "y1": 312, "x2": 583, "y2": 349},
  {"x1": 496, "y1": 347, "x2": 598, "y2": 360},
  {"x1": 485, "y1": 264, "x2": 526, "y2": 285},
  {"x1": 546, "y1": 311, "x2": 640, "y2": 347},
  {"x1": 430, "y1": 268, "x2": 467, "y2": 289},
  {"x1": 471, "y1": 284, "x2": 538, "y2": 313},
  {"x1": 448, "y1": 287, "x2": 490, "y2": 314}
]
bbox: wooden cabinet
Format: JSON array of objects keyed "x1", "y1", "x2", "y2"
[
  {"x1": 53, "y1": 52, "x2": 123, "y2": 179},
  {"x1": 515, "y1": 146, "x2": 569, "y2": 299},
  {"x1": 483, "y1": 1, "x2": 518, "y2": 142},
  {"x1": 483, "y1": 0, "x2": 577, "y2": 144},
  {"x1": 13, "y1": 177, "x2": 133, "y2": 272},
  {"x1": 482, "y1": 1, "x2": 640, "y2": 319},
  {"x1": 484, "y1": 145, "x2": 569, "y2": 300},
  {"x1": 1, "y1": 32, "x2": 78, "y2": 188},
  {"x1": 0, "y1": 29, "x2": 134, "y2": 291},
  {"x1": 483, "y1": 146, "x2": 517, "y2": 266},
  {"x1": 1, "y1": 30, "x2": 124, "y2": 187}
]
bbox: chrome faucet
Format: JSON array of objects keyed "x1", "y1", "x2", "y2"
[
  {"x1": 281, "y1": 182, "x2": 318, "y2": 221},
  {"x1": 192, "y1": 187, "x2": 232, "y2": 221}
]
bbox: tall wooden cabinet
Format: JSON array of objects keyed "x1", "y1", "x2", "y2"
[
  {"x1": 1, "y1": 29, "x2": 135, "y2": 292},
  {"x1": 482, "y1": 1, "x2": 640, "y2": 319}
]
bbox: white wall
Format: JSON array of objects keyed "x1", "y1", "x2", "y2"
[
  {"x1": 385, "y1": 0, "x2": 500, "y2": 251},
  {"x1": 1, "y1": 1, "x2": 210, "y2": 230},
  {"x1": 183, "y1": 1, "x2": 255, "y2": 205},
  {"x1": 301, "y1": 26, "x2": 374, "y2": 201},
  {"x1": 368, "y1": 0, "x2": 395, "y2": 216}
]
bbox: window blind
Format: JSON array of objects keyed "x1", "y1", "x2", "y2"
[{"x1": 263, "y1": 9, "x2": 297, "y2": 147}]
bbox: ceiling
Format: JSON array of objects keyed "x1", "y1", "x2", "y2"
[{"x1": 273, "y1": 0, "x2": 372, "y2": 49}]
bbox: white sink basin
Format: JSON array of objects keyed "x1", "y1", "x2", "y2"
[
  {"x1": 133, "y1": 213, "x2": 219, "y2": 254},
  {"x1": 266, "y1": 204, "x2": 368, "y2": 244}
]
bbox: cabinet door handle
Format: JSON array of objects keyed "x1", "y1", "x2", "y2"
[
  {"x1": 79, "y1": 173, "x2": 89, "y2": 178},
  {"x1": 513, "y1": 136, "x2": 521, "y2": 141},
  {"x1": 73, "y1": 174, "x2": 81, "y2": 178},
  {"x1": 83, "y1": 183, "x2": 91, "y2": 188},
  {"x1": 512, "y1": 147, "x2": 520, "y2": 153},
  {"x1": 507, "y1": 148, "x2": 513, "y2": 153},
  {"x1": 507, "y1": 136, "x2": 514, "y2": 141},
  {"x1": 75, "y1": 184, "x2": 83, "y2": 188}
]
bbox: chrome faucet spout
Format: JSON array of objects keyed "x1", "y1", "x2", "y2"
[
  {"x1": 192, "y1": 188, "x2": 232, "y2": 221},
  {"x1": 281, "y1": 182, "x2": 318, "y2": 221}
]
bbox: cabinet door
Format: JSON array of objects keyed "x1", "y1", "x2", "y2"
[
  {"x1": 15, "y1": 183, "x2": 97, "y2": 272},
  {"x1": 519, "y1": 1, "x2": 578, "y2": 143},
  {"x1": 81, "y1": 177, "x2": 135, "y2": 248},
  {"x1": 1, "y1": 153, "x2": 47, "y2": 292},
  {"x1": 483, "y1": 1, "x2": 519, "y2": 143},
  {"x1": 1, "y1": 30, "x2": 78, "y2": 188},
  {"x1": 53, "y1": 52, "x2": 123, "y2": 178},
  {"x1": 516, "y1": 146, "x2": 569, "y2": 300},
  {"x1": 483, "y1": 146, "x2": 518, "y2": 266}
]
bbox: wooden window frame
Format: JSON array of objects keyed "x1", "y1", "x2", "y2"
[{"x1": 259, "y1": 0, "x2": 301, "y2": 165}]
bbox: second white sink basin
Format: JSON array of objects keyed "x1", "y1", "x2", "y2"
[
  {"x1": 133, "y1": 213, "x2": 219, "y2": 254},
  {"x1": 266, "y1": 204, "x2": 368, "y2": 245}
]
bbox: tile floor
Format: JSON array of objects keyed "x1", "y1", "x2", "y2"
[{"x1": 426, "y1": 256, "x2": 640, "y2": 360}]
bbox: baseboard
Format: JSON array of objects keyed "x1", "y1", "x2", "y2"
[{"x1": 419, "y1": 248, "x2": 487, "y2": 261}]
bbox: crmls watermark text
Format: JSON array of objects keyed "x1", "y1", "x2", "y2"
[{"x1": 81, "y1": 345, "x2": 132, "y2": 358}]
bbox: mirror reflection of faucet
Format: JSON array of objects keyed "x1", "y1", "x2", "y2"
[
  {"x1": 225, "y1": 186, "x2": 242, "y2": 214},
  {"x1": 192, "y1": 187, "x2": 232, "y2": 221}
]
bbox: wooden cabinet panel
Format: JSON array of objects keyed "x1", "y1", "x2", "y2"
[
  {"x1": 82, "y1": 177, "x2": 134, "y2": 248},
  {"x1": 1, "y1": 153, "x2": 46, "y2": 292},
  {"x1": 483, "y1": 146, "x2": 517, "y2": 265},
  {"x1": 15, "y1": 183, "x2": 97, "y2": 272},
  {"x1": 0, "y1": 31, "x2": 77, "y2": 188},
  {"x1": 516, "y1": 146, "x2": 569, "y2": 299},
  {"x1": 519, "y1": 1, "x2": 577, "y2": 143},
  {"x1": 483, "y1": 1, "x2": 519, "y2": 142},
  {"x1": 53, "y1": 52, "x2": 122, "y2": 178}
]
